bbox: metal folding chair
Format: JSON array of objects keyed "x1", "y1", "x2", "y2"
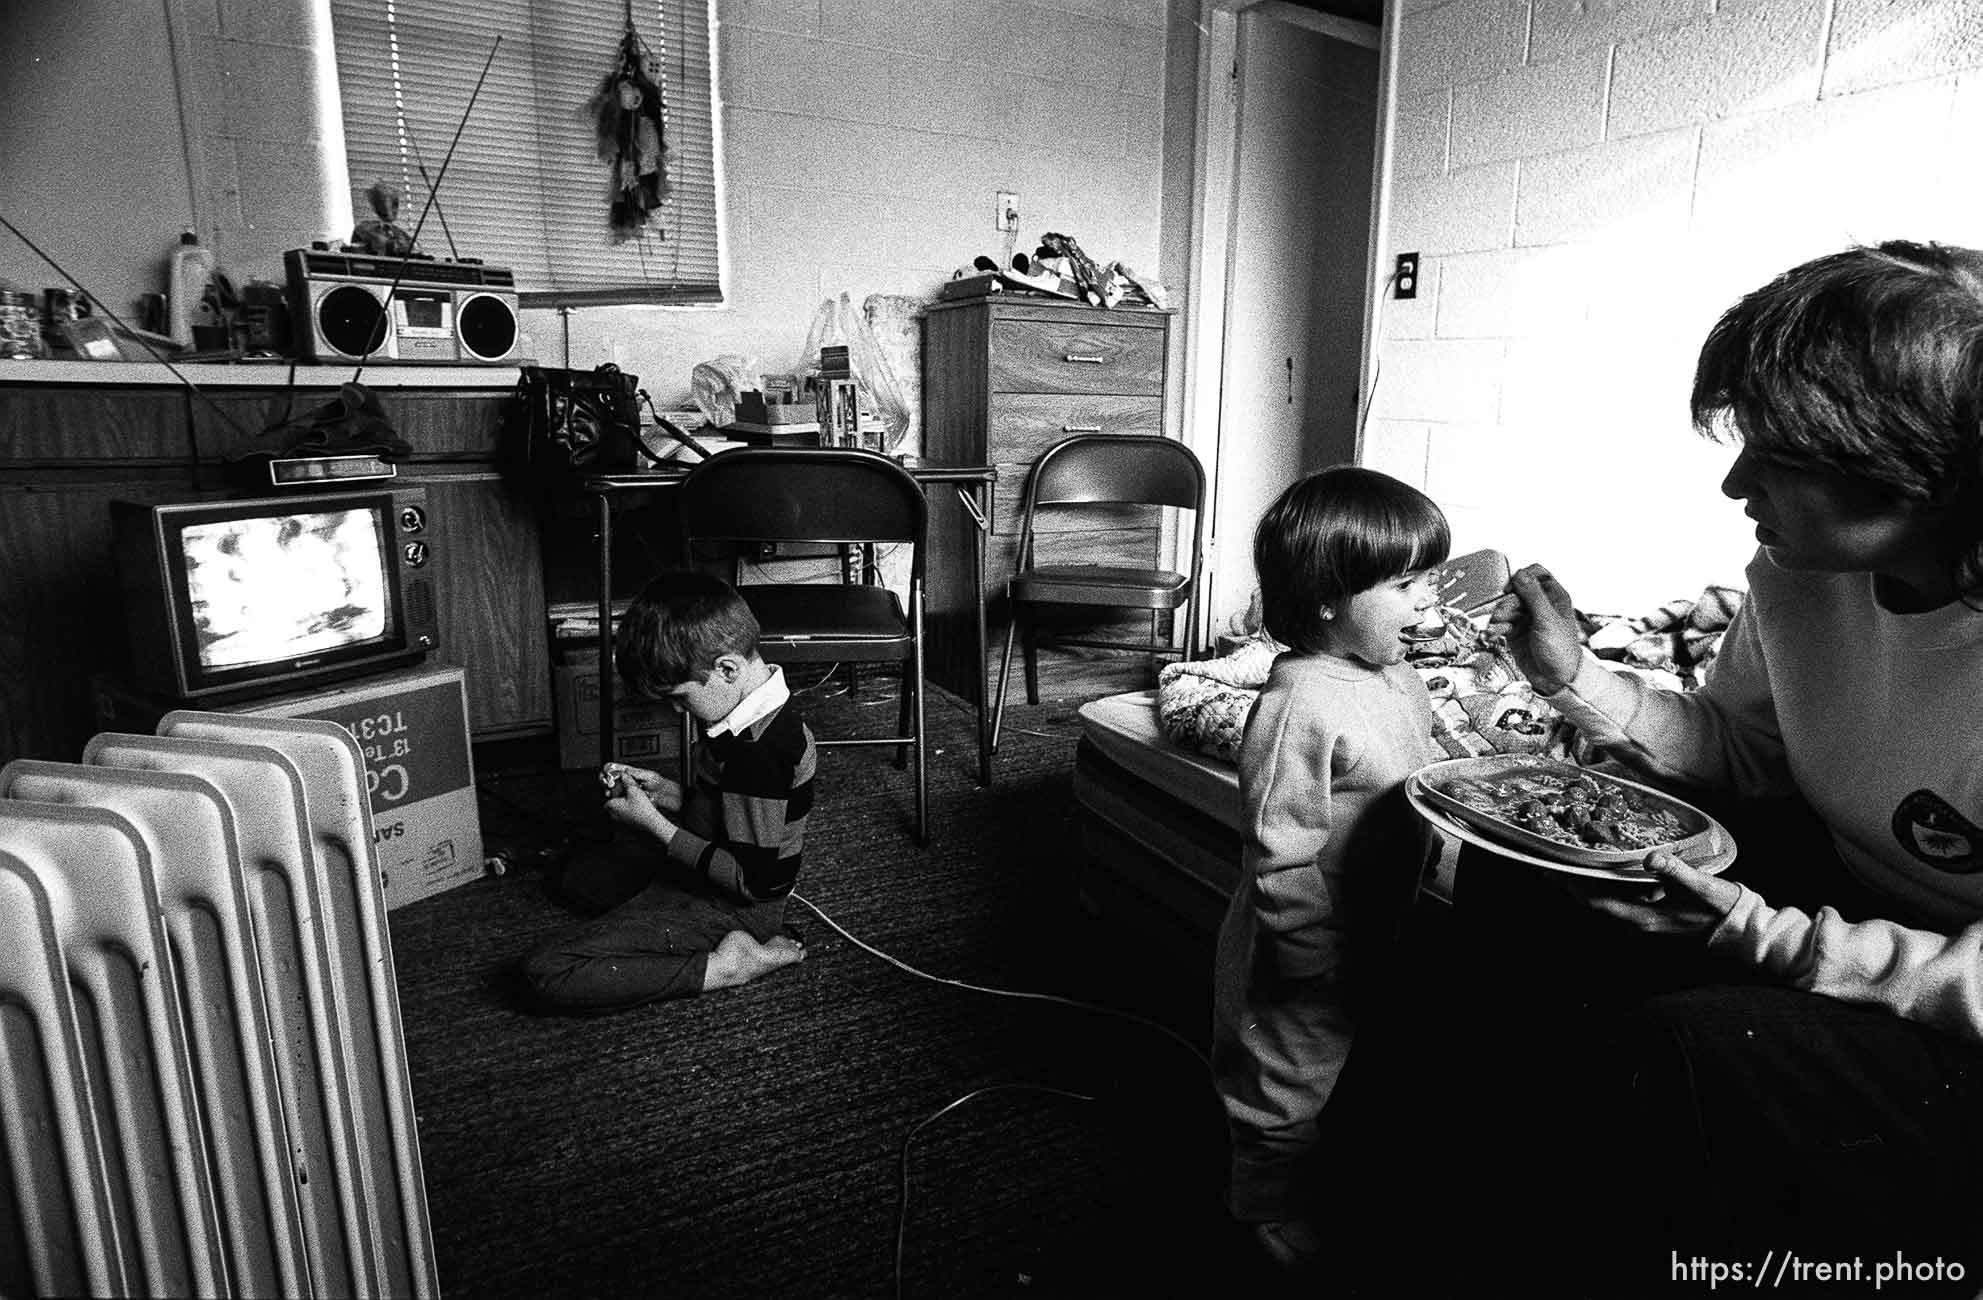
[
  {"x1": 677, "y1": 448, "x2": 930, "y2": 843},
  {"x1": 992, "y1": 433, "x2": 1206, "y2": 750}
]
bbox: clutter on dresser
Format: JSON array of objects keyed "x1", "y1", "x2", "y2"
[{"x1": 943, "y1": 230, "x2": 1168, "y2": 309}]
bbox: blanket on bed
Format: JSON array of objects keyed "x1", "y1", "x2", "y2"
[
  {"x1": 1156, "y1": 586, "x2": 1743, "y2": 766},
  {"x1": 1155, "y1": 609, "x2": 1572, "y2": 764}
]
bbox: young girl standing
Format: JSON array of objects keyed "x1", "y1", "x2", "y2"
[{"x1": 1212, "y1": 466, "x2": 1450, "y2": 1273}]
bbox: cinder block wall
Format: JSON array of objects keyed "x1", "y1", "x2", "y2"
[
  {"x1": 1367, "y1": 0, "x2": 1983, "y2": 615},
  {"x1": 563, "y1": 0, "x2": 1188, "y2": 420},
  {"x1": 1, "y1": 0, "x2": 1188, "y2": 433}
]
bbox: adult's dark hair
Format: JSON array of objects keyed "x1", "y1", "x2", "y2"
[
  {"x1": 1254, "y1": 466, "x2": 1450, "y2": 654},
  {"x1": 1691, "y1": 239, "x2": 1983, "y2": 599},
  {"x1": 614, "y1": 570, "x2": 760, "y2": 699}
]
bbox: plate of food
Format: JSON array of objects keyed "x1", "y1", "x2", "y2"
[{"x1": 1406, "y1": 754, "x2": 1735, "y2": 880}]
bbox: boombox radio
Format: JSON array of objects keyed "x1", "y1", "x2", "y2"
[{"x1": 284, "y1": 245, "x2": 521, "y2": 364}]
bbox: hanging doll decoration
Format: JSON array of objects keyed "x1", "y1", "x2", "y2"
[{"x1": 591, "y1": 15, "x2": 670, "y2": 242}]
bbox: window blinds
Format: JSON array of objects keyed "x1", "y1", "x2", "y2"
[{"x1": 330, "y1": 0, "x2": 723, "y2": 306}]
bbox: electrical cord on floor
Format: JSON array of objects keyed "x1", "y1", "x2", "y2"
[
  {"x1": 791, "y1": 664, "x2": 852, "y2": 700},
  {"x1": 787, "y1": 890, "x2": 1218, "y2": 1299},
  {"x1": 891, "y1": 1083, "x2": 1096, "y2": 1300},
  {"x1": 788, "y1": 891, "x2": 1211, "y2": 1073}
]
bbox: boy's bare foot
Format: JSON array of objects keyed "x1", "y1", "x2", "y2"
[
  {"x1": 1253, "y1": 1217, "x2": 1323, "y2": 1274},
  {"x1": 701, "y1": 929, "x2": 807, "y2": 991}
]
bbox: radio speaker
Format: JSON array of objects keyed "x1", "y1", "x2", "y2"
[
  {"x1": 306, "y1": 282, "x2": 391, "y2": 361},
  {"x1": 453, "y1": 292, "x2": 519, "y2": 362}
]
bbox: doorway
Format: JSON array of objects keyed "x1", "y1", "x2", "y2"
[{"x1": 1184, "y1": 2, "x2": 1381, "y2": 641}]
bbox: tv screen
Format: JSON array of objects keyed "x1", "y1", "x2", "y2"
[
  {"x1": 112, "y1": 489, "x2": 439, "y2": 703},
  {"x1": 184, "y1": 504, "x2": 393, "y2": 670}
]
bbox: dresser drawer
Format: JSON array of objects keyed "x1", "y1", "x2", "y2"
[
  {"x1": 987, "y1": 393, "x2": 1164, "y2": 464},
  {"x1": 990, "y1": 319, "x2": 1167, "y2": 396}
]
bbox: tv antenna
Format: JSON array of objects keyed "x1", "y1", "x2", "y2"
[{"x1": 350, "y1": 34, "x2": 502, "y2": 385}]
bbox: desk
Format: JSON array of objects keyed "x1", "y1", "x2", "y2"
[{"x1": 579, "y1": 460, "x2": 997, "y2": 788}]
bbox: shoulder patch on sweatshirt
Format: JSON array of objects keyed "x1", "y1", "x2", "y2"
[{"x1": 1891, "y1": 789, "x2": 1983, "y2": 873}]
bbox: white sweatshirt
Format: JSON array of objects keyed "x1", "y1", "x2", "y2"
[
  {"x1": 1542, "y1": 551, "x2": 1983, "y2": 1043},
  {"x1": 1213, "y1": 651, "x2": 1442, "y2": 1141}
]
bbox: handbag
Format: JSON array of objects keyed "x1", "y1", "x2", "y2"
[{"x1": 514, "y1": 362, "x2": 646, "y2": 476}]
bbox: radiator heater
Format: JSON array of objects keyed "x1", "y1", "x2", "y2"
[{"x1": 0, "y1": 711, "x2": 440, "y2": 1298}]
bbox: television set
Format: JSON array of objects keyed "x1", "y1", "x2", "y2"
[{"x1": 110, "y1": 487, "x2": 440, "y2": 704}]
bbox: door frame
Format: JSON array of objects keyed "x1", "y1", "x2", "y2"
[{"x1": 1180, "y1": 0, "x2": 1389, "y2": 648}]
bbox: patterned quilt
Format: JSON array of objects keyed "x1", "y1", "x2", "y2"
[
  {"x1": 1155, "y1": 585, "x2": 1743, "y2": 768},
  {"x1": 1155, "y1": 614, "x2": 1572, "y2": 765}
]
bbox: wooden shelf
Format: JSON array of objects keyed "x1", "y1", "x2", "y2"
[{"x1": 0, "y1": 358, "x2": 530, "y2": 390}]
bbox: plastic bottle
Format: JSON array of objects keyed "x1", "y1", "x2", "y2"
[{"x1": 166, "y1": 229, "x2": 216, "y2": 349}]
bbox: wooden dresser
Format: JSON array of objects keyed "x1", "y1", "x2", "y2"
[{"x1": 921, "y1": 297, "x2": 1177, "y2": 704}]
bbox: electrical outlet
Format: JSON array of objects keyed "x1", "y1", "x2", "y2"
[
  {"x1": 1394, "y1": 252, "x2": 1420, "y2": 300},
  {"x1": 995, "y1": 191, "x2": 1019, "y2": 232}
]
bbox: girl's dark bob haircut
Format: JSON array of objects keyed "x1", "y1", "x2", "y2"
[
  {"x1": 1254, "y1": 466, "x2": 1450, "y2": 654},
  {"x1": 615, "y1": 570, "x2": 761, "y2": 699},
  {"x1": 1691, "y1": 239, "x2": 1983, "y2": 601}
]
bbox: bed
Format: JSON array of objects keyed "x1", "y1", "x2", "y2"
[{"x1": 1069, "y1": 564, "x2": 1744, "y2": 963}]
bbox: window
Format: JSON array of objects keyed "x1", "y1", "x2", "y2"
[{"x1": 329, "y1": 0, "x2": 723, "y2": 307}]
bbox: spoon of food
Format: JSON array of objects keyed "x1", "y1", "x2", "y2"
[{"x1": 1401, "y1": 608, "x2": 1457, "y2": 644}]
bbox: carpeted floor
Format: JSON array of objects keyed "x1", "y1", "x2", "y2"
[{"x1": 387, "y1": 670, "x2": 1284, "y2": 1298}]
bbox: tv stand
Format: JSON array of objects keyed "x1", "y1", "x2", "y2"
[{"x1": 0, "y1": 365, "x2": 547, "y2": 766}]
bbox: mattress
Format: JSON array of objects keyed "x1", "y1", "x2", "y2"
[
  {"x1": 1073, "y1": 691, "x2": 1243, "y2": 956},
  {"x1": 1075, "y1": 690, "x2": 1241, "y2": 834},
  {"x1": 1072, "y1": 691, "x2": 1455, "y2": 956}
]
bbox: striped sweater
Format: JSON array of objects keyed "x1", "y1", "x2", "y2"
[{"x1": 664, "y1": 698, "x2": 816, "y2": 903}]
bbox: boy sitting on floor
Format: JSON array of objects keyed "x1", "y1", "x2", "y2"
[{"x1": 520, "y1": 570, "x2": 813, "y2": 1014}]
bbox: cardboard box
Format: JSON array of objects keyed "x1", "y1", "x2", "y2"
[
  {"x1": 244, "y1": 665, "x2": 484, "y2": 909},
  {"x1": 553, "y1": 647, "x2": 682, "y2": 771},
  {"x1": 94, "y1": 664, "x2": 484, "y2": 910}
]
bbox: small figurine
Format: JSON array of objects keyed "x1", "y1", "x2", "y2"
[{"x1": 350, "y1": 181, "x2": 418, "y2": 258}]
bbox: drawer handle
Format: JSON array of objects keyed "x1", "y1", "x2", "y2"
[
  {"x1": 1061, "y1": 424, "x2": 1103, "y2": 433},
  {"x1": 1062, "y1": 353, "x2": 1107, "y2": 364}
]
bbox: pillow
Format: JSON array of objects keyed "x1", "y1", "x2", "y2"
[{"x1": 1156, "y1": 642, "x2": 1272, "y2": 764}]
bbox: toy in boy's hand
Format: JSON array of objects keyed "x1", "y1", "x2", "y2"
[
  {"x1": 599, "y1": 762, "x2": 684, "y2": 814},
  {"x1": 599, "y1": 762, "x2": 648, "y2": 799},
  {"x1": 350, "y1": 181, "x2": 419, "y2": 258}
]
